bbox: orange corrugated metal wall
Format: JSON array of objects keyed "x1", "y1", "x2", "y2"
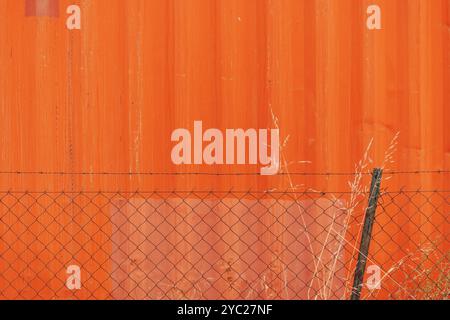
[{"x1": 0, "y1": 0, "x2": 448, "y2": 299}]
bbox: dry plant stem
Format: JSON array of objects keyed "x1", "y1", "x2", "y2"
[
  {"x1": 270, "y1": 108, "x2": 320, "y2": 299},
  {"x1": 324, "y1": 139, "x2": 374, "y2": 299}
]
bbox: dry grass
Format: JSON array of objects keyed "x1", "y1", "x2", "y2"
[
  {"x1": 145, "y1": 127, "x2": 447, "y2": 300},
  {"x1": 362, "y1": 243, "x2": 449, "y2": 300}
]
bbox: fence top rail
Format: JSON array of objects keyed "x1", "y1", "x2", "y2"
[
  {"x1": 0, "y1": 170, "x2": 448, "y2": 176},
  {"x1": 0, "y1": 189, "x2": 448, "y2": 195}
]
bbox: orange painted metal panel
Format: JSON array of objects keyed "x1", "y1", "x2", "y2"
[
  {"x1": 25, "y1": 0, "x2": 59, "y2": 17},
  {"x1": 0, "y1": 0, "x2": 448, "y2": 299}
]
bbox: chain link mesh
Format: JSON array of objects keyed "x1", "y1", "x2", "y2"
[{"x1": 0, "y1": 189, "x2": 448, "y2": 300}]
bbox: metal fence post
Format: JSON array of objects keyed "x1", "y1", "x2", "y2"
[{"x1": 350, "y1": 168, "x2": 383, "y2": 300}]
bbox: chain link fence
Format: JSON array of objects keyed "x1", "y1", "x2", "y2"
[
  {"x1": 365, "y1": 190, "x2": 449, "y2": 299},
  {"x1": 0, "y1": 179, "x2": 448, "y2": 300}
]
